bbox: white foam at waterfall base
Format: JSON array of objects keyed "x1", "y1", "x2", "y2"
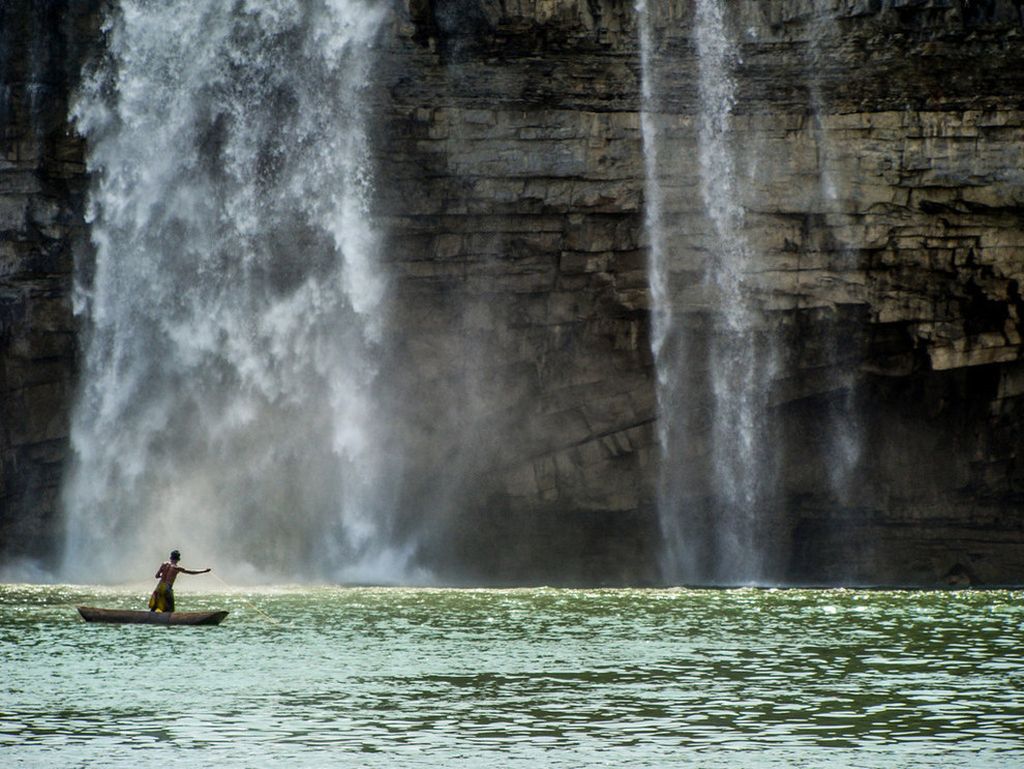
[{"x1": 61, "y1": 0, "x2": 409, "y2": 584}]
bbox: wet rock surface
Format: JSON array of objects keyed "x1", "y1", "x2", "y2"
[
  {"x1": 2, "y1": 0, "x2": 1022, "y2": 584},
  {"x1": 372, "y1": 0, "x2": 1024, "y2": 584},
  {"x1": 1, "y1": 0, "x2": 101, "y2": 564}
]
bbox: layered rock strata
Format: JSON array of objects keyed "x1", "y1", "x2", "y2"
[
  {"x1": 372, "y1": 0, "x2": 658, "y2": 583},
  {"x1": 637, "y1": 0, "x2": 1024, "y2": 584},
  {"x1": 0, "y1": 1, "x2": 100, "y2": 565},
  {"x1": 372, "y1": 0, "x2": 1024, "y2": 584},
  {"x1": 2, "y1": 0, "x2": 1023, "y2": 584}
]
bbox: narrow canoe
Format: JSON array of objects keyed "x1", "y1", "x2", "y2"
[{"x1": 77, "y1": 606, "x2": 228, "y2": 626}]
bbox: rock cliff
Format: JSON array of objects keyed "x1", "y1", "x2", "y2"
[
  {"x1": 2, "y1": 0, "x2": 1022, "y2": 584},
  {"x1": 646, "y1": 0, "x2": 1024, "y2": 586},
  {"x1": 0, "y1": 0, "x2": 98, "y2": 565},
  {"x1": 372, "y1": 0, "x2": 1024, "y2": 584},
  {"x1": 369, "y1": 0, "x2": 656, "y2": 583}
]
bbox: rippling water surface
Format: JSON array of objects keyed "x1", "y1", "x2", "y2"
[{"x1": 2, "y1": 586, "x2": 1022, "y2": 767}]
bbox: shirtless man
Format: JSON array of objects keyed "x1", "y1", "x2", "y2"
[{"x1": 148, "y1": 549, "x2": 211, "y2": 612}]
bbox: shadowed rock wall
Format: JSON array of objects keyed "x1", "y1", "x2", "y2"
[
  {"x1": 370, "y1": 0, "x2": 1024, "y2": 584},
  {"x1": 2, "y1": 0, "x2": 1023, "y2": 584},
  {"x1": 372, "y1": 0, "x2": 658, "y2": 584},
  {"x1": 0, "y1": 0, "x2": 100, "y2": 565},
  {"x1": 636, "y1": 0, "x2": 1024, "y2": 584}
]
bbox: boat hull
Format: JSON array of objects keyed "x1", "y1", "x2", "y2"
[{"x1": 77, "y1": 606, "x2": 228, "y2": 626}]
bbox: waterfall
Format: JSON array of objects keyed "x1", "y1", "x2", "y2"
[
  {"x1": 62, "y1": 0, "x2": 409, "y2": 583},
  {"x1": 808, "y1": 1, "x2": 862, "y2": 506},
  {"x1": 694, "y1": 0, "x2": 777, "y2": 582},
  {"x1": 636, "y1": 0, "x2": 685, "y2": 577},
  {"x1": 638, "y1": 0, "x2": 702, "y2": 583},
  {"x1": 646, "y1": 0, "x2": 778, "y2": 584}
]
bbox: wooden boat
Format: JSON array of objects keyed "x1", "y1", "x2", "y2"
[{"x1": 77, "y1": 606, "x2": 228, "y2": 626}]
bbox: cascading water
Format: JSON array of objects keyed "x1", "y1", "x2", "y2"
[
  {"x1": 807, "y1": 2, "x2": 863, "y2": 504},
  {"x1": 645, "y1": 0, "x2": 779, "y2": 584},
  {"x1": 636, "y1": 0, "x2": 686, "y2": 577},
  {"x1": 694, "y1": 0, "x2": 778, "y2": 582},
  {"x1": 62, "y1": 0, "x2": 412, "y2": 583}
]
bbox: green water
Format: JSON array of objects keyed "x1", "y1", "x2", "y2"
[{"x1": 2, "y1": 585, "x2": 1022, "y2": 767}]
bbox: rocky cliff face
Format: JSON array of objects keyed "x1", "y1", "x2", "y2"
[
  {"x1": 636, "y1": 0, "x2": 1024, "y2": 585},
  {"x1": 368, "y1": 0, "x2": 657, "y2": 583},
  {"x1": 370, "y1": 0, "x2": 1024, "y2": 584},
  {"x1": 0, "y1": 1, "x2": 100, "y2": 566},
  {"x1": 2, "y1": 0, "x2": 1022, "y2": 584}
]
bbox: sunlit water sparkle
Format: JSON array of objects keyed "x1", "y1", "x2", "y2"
[{"x1": 2, "y1": 586, "x2": 1022, "y2": 767}]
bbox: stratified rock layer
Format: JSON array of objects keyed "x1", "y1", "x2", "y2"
[
  {"x1": 370, "y1": 0, "x2": 1024, "y2": 585},
  {"x1": 637, "y1": 0, "x2": 1024, "y2": 585},
  {"x1": 0, "y1": 1, "x2": 99, "y2": 564},
  {"x1": 367, "y1": 0, "x2": 660, "y2": 584},
  {"x1": 2, "y1": 0, "x2": 1023, "y2": 584}
]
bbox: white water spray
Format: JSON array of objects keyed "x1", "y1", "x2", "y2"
[
  {"x1": 62, "y1": 0, "x2": 408, "y2": 583},
  {"x1": 807, "y1": 1, "x2": 862, "y2": 504},
  {"x1": 646, "y1": 0, "x2": 779, "y2": 583},
  {"x1": 696, "y1": 0, "x2": 774, "y2": 581},
  {"x1": 638, "y1": 0, "x2": 703, "y2": 582}
]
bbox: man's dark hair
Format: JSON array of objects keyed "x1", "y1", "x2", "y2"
[{"x1": 170, "y1": 550, "x2": 181, "y2": 561}]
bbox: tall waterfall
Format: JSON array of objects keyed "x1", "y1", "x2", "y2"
[
  {"x1": 808, "y1": 2, "x2": 863, "y2": 505},
  {"x1": 62, "y1": 0, "x2": 407, "y2": 583},
  {"x1": 645, "y1": 0, "x2": 779, "y2": 584},
  {"x1": 637, "y1": 0, "x2": 696, "y2": 581},
  {"x1": 694, "y1": 0, "x2": 778, "y2": 582}
]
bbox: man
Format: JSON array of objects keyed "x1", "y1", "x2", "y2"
[{"x1": 148, "y1": 549, "x2": 211, "y2": 612}]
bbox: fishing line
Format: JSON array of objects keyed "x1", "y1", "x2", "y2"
[{"x1": 209, "y1": 572, "x2": 282, "y2": 625}]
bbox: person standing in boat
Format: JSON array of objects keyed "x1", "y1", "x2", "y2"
[{"x1": 148, "y1": 550, "x2": 211, "y2": 612}]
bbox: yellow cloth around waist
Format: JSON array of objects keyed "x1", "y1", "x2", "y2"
[{"x1": 148, "y1": 582, "x2": 174, "y2": 612}]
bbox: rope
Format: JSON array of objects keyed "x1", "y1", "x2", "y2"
[{"x1": 209, "y1": 571, "x2": 282, "y2": 625}]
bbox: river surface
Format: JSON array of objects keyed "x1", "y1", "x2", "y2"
[{"x1": 2, "y1": 585, "x2": 1022, "y2": 767}]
